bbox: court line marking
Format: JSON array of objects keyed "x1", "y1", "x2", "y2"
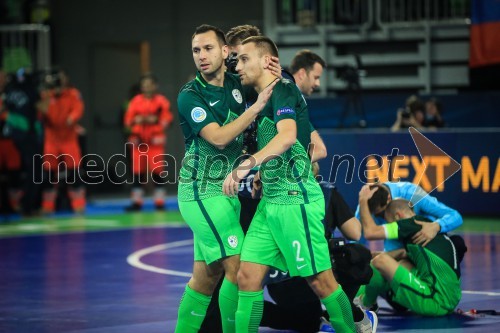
[
  {"x1": 127, "y1": 240, "x2": 500, "y2": 297},
  {"x1": 462, "y1": 290, "x2": 500, "y2": 296},
  {"x1": 127, "y1": 239, "x2": 193, "y2": 277}
]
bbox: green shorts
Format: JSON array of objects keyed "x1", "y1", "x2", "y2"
[
  {"x1": 390, "y1": 265, "x2": 451, "y2": 316},
  {"x1": 179, "y1": 196, "x2": 243, "y2": 265},
  {"x1": 241, "y1": 199, "x2": 331, "y2": 277}
]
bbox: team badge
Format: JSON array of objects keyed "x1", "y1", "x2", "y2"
[
  {"x1": 191, "y1": 107, "x2": 207, "y2": 123},
  {"x1": 232, "y1": 89, "x2": 243, "y2": 104},
  {"x1": 228, "y1": 235, "x2": 238, "y2": 248},
  {"x1": 277, "y1": 107, "x2": 295, "y2": 116}
]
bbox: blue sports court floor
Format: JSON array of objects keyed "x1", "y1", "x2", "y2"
[{"x1": 1, "y1": 199, "x2": 499, "y2": 332}]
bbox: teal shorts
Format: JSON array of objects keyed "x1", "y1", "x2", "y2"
[
  {"x1": 179, "y1": 196, "x2": 243, "y2": 265},
  {"x1": 241, "y1": 199, "x2": 331, "y2": 277}
]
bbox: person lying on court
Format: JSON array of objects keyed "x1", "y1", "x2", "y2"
[{"x1": 358, "y1": 185, "x2": 467, "y2": 317}]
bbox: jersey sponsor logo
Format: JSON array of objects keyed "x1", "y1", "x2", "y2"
[
  {"x1": 191, "y1": 107, "x2": 207, "y2": 123},
  {"x1": 232, "y1": 89, "x2": 243, "y2": 104},
  {"x1": 228, "y1": 235, "x2": 238, "y2": 248},
  {"x1": 209, "y1": 100, "x2": 220, "y2": 107},
  {"x1": 277, "y1": 107, "x2": 295, "y2": 116}
]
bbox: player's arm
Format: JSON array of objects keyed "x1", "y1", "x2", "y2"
[
  {"x1": 223, "y1": 118, "x2": 296, "y2": 196},
  {"x1": 124, "y1": 97, "x2": 140, "y2": 127},
  {"x1": 309, "y1": 128, "x2": 327, "y2": 162},
  {"x1": 411, "y1": 185, "x2": 463, "y2": 246},
  {"x1": 199, "y1": 80, "x2": 276, "y2": 149},
  {"x1": 67, "y1": 90, "x2": 84, "y2": 125},
  {"x1": 339, "y1": 218, "x2": 362, "y2": 241},
  {"x1": 358, "y1": 185, "x2": 387, "y2": 240}
]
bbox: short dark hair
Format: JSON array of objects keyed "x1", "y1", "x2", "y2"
[
  {"x1": 367, "y1": 184, "x2": 390, "y2": 213},
  {"x1": 290, "y1": 50, "x2": 326, "y2": 75},
  {"x1": 192, "y1": 24, "x2": 226, "y2": 46},
  {"x1": 226, "y1": 25, "x2": 261, "y2": 47},
  {"x1": 385, "y1": 199, "x2": 413, "y2": 218},
  {"x1": 241, "y1": 36, "x2": 279, "y2": 58}
]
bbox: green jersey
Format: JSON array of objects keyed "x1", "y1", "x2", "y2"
[
  {"x1": 385, "y1": 216, "x2": 462, "y2": 312},
  {"x1": 386, "y1": 216, "x2": 461, "y2": 277},
  {"x1": 177, "y1": 72, "x2": 246, "y2": 201},
  {"x1": 257, "y1": 79, "x2": 323, "y2": 205}
]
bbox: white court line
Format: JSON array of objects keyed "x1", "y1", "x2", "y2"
[
  {"x1": 127, "y1": 241, "x2": 500, "y2": 297},
  {"x1": 462, "y1": 290, "x2": 500, "y2": 296},
  {"x1": 127, "y1": 239, "x2": 193, "y2": 277}
]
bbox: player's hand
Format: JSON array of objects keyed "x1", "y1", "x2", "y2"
[
  {"x1": 134, "y1": 115, "x2": 144, "y2": 124},
  {"x1": 266, "y1": 56, "x2": 282, "y2": 79},
  {"x1": 252, "y1": 171, "x2": 262, "y2": 199},
  {"x1": 411, "y1": 220, "x2": 440, "y2": 247},
  {"x1": 254, "y1": 79, "x2": 277, "y2": 112},
  {"x1": 223, "y1": 160, "x2": 253, "y2": 197},
  {"x1": 359, "y1": 184, "x2": 377, "y2": 203},
  {"x1": 146, "y1": 114, "x2": 158, "y2": 124}
]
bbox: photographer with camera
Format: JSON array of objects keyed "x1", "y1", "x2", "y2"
[
  {"x1": 38, "y1": 69, "x2": 86, "y2": 214},
  {"x1": 390, "y1": 95, "x2": 425, "y2": 132}
]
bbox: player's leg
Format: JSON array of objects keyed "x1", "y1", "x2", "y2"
[
  {"x1": 149, "y1": 144, "x2": 166, "y2": 210},
  {"x1": 236, "y1": 201, "x2": 280, "y2": 333},
  {"x1": 269, "y1": 200, "x2": 355, "y2": 333},
  {"x1": 127, "y1": 143, "x2": 146, "y2": 211},
  {"x1": 64, "y1": 140, "x2": 85, "y2": 213},
  {"x1": 175, "y1": 259, "x2": 224, "y2": 333},
  {"x1": 235, "y1": 261, "x2": 269, "y2": 333},
  {"x1": 41, "y1": 142, "x2": 59, "y2": 214},
  {"x1": 177, "y1": 196, "x2": 244, "y2": 333}
]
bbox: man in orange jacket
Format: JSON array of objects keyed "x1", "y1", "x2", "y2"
[
  {"x1": 124, "y1": 73, "x2": 173, "y2": 211},
  {"x1": 39, "y1": 70, "x2": 85, "y2": 214}
]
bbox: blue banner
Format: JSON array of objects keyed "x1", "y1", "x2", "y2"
[{"x1": 317, "y1": 129, "x2": 500, "y2": 216}]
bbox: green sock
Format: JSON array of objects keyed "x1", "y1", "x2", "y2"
[
  {"x1": 363, "y1": 265, "x2": 390, "y2": 307},
  {"x1": 219, "y1": 278, "x2": 238, "y2": 333},
  {"x1": 235, "y1": 290, "x2": 263, "y2": 333},
  {"x1": 321, "y1": 285, "x2": 356, "y2": 333},
  {"x1": 174, "y1": 284, "x2": 211, "y2": 333}
]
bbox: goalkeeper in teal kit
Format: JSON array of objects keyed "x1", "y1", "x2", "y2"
[
  {"x1": 223, "y1": 36, "x2": 355, "y2": 333},
  {"x1": 174, "y1": 25, "x2": 275, "y2": 333},
  {"x1": 358, "y1": 185, "x2": 466, "y2": 316}
]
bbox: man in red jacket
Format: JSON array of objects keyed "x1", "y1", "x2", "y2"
[
  {"x1": 124, "y1": 73, "x2": 173, "y2": 211},
  {"x1": 39, "y1": 70, "x2": 85, "y2": 214}
]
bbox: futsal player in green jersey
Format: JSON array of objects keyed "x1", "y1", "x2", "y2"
[
  {"x1": 358, "y1": 186, "x2": 465, "y2": 316},
  {"x1": 174, "y1": 25, "x2": 275, "y2": 333},
  {"x1": 222, "y1": 36, "x2": 356, "y2": 333}
]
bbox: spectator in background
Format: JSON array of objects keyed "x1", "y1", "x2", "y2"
[
  {"x1": 38, "y1": 69, "x2": 86, "y2": 214},
  {"x1": 0, "y1": 69, "x2": 22, "y2": 213},
  {"x1": 3, "y1": 68, "x2": 42, "y2": 216},
  {"x1": 423, "y1": 97, "x2": 445, "y2": 128},
  {"x1": 123, "y1": 73, "x2": 173, "y2": 211},
  {"x1": 390, "y1": 95, "x2": 425, "y2": 131}
]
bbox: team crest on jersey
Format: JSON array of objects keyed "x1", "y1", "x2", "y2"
[
  {"x1": 277, "y1": 107, "x2": 295, "y2": 116},
  {"x1": 191, "y1": 107, "x2": 207, "y2": 123},
  {"x1": 228, "y1": 235, "x2": 238, "y2": 248},
  {"x1": 232, "y1": 89, "x2": 243, "y2": 104}
]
